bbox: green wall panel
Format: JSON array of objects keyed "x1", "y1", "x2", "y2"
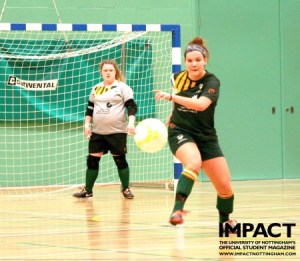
[
  {"x1": 198, "y1": 0, "x2": 283, "y2": 180},
  {"x1": 280, "y1": 0, "x2": 300, "y2": 179}
]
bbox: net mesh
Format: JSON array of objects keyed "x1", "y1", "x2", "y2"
[{"x1": 0, "y1": 28, "x2": 174, "y2": 195}]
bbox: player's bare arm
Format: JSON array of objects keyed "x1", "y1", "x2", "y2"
[{"x1": 153, "y1": 89, "x2": 212, "y2": 111}]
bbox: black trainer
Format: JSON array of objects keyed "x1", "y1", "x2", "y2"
[
  {"x1": 73, "y1": 188, "x2": 93, "y2": 198},
  {"x1": 122, "y1": 188, "x2": 134, "y2": 199}
]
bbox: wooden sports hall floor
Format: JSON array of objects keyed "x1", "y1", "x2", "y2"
[{"x1": 0, "y1": 179, "x2": 299, "y2": 260}]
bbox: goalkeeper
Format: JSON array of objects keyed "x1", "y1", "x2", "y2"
[
  {"x1": 154, "y1": 36, "x2": 236, "y2": 229},
  {"x1": 73, "y1": 59, "x2": 137, "y2": 199}
]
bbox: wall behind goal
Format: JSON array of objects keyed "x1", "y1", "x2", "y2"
[{"x1": 1, "y1": 0, "x2": 299, "y2": 181}]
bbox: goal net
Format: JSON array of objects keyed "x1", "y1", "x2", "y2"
[{"x1": 0, "y1": 23, "x2": 181, "y2": 195}]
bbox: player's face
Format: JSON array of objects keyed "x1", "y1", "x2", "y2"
[
  {"x1": 101, "y1": 64, "x2": 116, "y2": 85},
  {"x1": 185, "y1": 51, "x2": 207, "y2": 81}
]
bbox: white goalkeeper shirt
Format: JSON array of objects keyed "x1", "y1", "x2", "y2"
[{"x1": 89, "y1": 80, "x2": 134, "y2": 135}]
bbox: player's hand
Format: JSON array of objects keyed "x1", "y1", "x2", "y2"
[
  {"x1": 127, "y1": 124, "x2": 135, "y2": 136},
  {"x1": 153, "y1": 90, "x2": 172, "y2": 101},
  {"x1": 84, "y1": 129, "x2": 92, "y2": 140}
]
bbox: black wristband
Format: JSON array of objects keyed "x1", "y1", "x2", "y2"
[{"x1": 169, "y1": 94, "x2": 173, "y2": 101}]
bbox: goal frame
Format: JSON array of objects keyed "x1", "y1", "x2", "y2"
[{"x1": 0, "y1": 23, "x2": 183, "y2": 190}]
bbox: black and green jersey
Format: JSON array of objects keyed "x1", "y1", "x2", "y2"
[{"x1": 170, "y1": 70, "x2": 220, "y2": 141}]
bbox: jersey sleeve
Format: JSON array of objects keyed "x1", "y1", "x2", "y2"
[
  {"x1": 201, "y1": 76, "x2": 220, "y2": 103},
  {"x1": 121, "y1": 82, "x2": 134, "y2": 102},
  {"x1": 88, "y1": 88, "x2": 94, "y2": 102}
]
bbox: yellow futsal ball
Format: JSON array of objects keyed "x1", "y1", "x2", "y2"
[{"x1": 134, "y1": 118, "x2": 168, "y2": 153}]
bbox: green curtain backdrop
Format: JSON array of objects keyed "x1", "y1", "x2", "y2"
[{"x1": 0, "y1": 39, "x2": 154, "y2": 123}]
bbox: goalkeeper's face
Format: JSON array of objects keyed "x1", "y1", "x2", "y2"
[{"x1": 101, "y1": 64, "x2": 116, "y2": 85}]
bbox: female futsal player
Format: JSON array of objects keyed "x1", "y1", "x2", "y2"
[
  {"x1": 154, "y1": 36, "x2": 236, "y2": 228},
  {"x1": 73, "y1": 59, "x2": 137, "y2": 199}
]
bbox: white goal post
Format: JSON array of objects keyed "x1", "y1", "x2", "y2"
[{"x1": 0, "y1": 23, "x2": 182, "y2": 195}]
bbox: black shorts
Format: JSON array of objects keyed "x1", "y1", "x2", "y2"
[
  {"x1": 168, "y1": 128, "x2": 223, "y2": 161},
  {"x1": 89, "y1": 133, "x2": 128, "y2": 155}
]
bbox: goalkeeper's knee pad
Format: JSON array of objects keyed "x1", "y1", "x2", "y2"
[
  {"x1": 87, "y1": 155, "x2": 100, "y2": 170},
  {"x1": 113, "y1": 155, "x2": 128, "y2": 170}
]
